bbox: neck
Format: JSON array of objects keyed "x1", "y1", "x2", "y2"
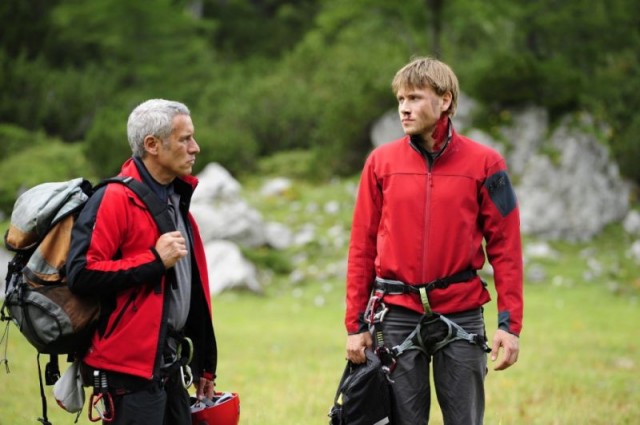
[
  {"x1": 141, "y1": 157, "x2": 174, "y2": 185},
  {"x1": 421, "y1": 134, "x2": 437, "y2": 152},
  {"x1": 429, "y1": 114, "x2": 450, "y2": 152}
]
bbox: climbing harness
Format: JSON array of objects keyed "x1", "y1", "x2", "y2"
[
  {"x1": 372, "y1": 269, "x2": 478, "y2": 315},
  {"x1": 392, "y1": 312, "x2": 490, "y2": 357},
  {"x1": 365, "y1": 270, "x2": 491, "y2": 380},
  {"x1": 89, "y1": 370, "x2": 115, "y2": 422}
]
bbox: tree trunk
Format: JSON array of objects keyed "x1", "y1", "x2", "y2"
[{"x1": 426, "y1": 0, "x2": 444, "y2": 58}]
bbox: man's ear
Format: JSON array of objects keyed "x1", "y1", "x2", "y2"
[
  {"x1": 441, "y1": 91, "x2": 453, "y2": 113},
  {"x1": 143, "y1": 135, "x2": 160, "y2": 156}
]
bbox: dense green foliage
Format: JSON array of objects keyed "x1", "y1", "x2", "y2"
[{"x1": 0, "y1": 0, "x2": 639, "y2": 213}]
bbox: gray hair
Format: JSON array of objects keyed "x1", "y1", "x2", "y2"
[{"x1": 127, "y1": 99, "x2": 191, "y2": 157}]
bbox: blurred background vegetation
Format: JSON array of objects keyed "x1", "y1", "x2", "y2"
[
  {"x1": 1, "y1": 0, "x2": 639, "y2": 214},
  {"x1": 1, "y1": 2, "x2": 639, "y2": 423}
]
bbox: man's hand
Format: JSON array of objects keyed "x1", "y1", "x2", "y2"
[
  {"x1": 155, "y1": 231, "x2": 188, "y2": 268},
  {"x1": 491, "y1": 329, "x2": 520, "y2": 371},
  {"x1": 195, "y1": 376, "x2": 215, "y2": 400},
  {"x1": 346, "y1": 332, "x2": 373, "y2": 364}
]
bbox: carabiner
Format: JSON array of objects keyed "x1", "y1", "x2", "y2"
[
  {"x1": 89, "y1": 393, "x2": 115, "y2": 423},
  {"x1": 179, "y1": 337, "x2": 194, "y2": 364},
  {"x1": 180, "y1": 364, "x2": 194, "y2": 389},
  {"x1": 89, "y1": 370, "x2": 115, "y2": 423},
  {"x1": 365, "y1": 292, "x2": 387, "y2": 325}
]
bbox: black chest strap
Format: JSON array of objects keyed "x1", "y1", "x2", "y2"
[{"x1": 374, "y1": 269, "x2": 477, "y2": 315}]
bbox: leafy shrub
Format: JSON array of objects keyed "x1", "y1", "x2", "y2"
[
  {"x1": 0, "y1": 141, "x2": 97, "y2": 215},
  {"x1": 615, "y1": 115, "x2": 640, "y2": 187},
  {"x1": 469, "y1": 52, "x2": 583, "y2": 116},
  {"x1": 0, "y1": 51, "x2": 116, "y2": 142},
  {"x1": 0, "y1": 124, "x2": 47, "y2": 159},
  {"x1": 256, "y1": 150, "x2": 316, "y2": 179},
  {"x1": 82, "y1": 104, "x2": 132, "y2": 177},
  {"x1": 194, "y1": 119, "x2": 260, "y2": 178}
]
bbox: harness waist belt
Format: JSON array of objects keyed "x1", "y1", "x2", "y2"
[{"x1": 374, "y1": 269, "x2": 477, "y2": 295}]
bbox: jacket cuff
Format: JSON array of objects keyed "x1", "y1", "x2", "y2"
[
  {"x1": 498, "y1": 311, "x2": 520, "y2": 337},
  {"x1": 347, "y1": 313, "x2": 369, "y2": 335}
]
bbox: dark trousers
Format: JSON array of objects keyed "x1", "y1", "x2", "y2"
[
  {"x1": 378, "y1": 307, "x2": 488, "y2": 425},
  {"x1": 106, "y1": 370, "x2": 191, "y2": 425}
]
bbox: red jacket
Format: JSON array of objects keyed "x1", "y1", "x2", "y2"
[
  {"x1": 68, "y1": 159, "x2": 216, "y2": 380},
  {"x1": 346, "y1": 129, "x2": 523, "y2": 336}
]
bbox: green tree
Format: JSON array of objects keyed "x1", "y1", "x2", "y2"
[
  {"x1": 201, "y1": 0, "x2": 319, "y2": 60},
  {"x1": 197, "y1": 0, "x2": 428, "y2": 177},
  {"x1": 47, "y1": 0, "x2": 219, "y2": 176}
]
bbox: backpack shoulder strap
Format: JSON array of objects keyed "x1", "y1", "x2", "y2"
[
  {"x1": 97, "y1": 176, "x2": 175, "y2": 234},
  {"x1": 97, "y1": 176, "x2": 178, "y2": 292}
]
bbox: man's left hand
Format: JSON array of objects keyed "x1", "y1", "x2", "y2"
[
  {"x1": 490, "y1": 329, "x2": 519, "y2": 371},
  {"x1": 196, "y1": 376, "x2": 215, "y2": 400}
]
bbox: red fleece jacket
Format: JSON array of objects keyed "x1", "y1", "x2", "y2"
[{"x1": 346, "y1": 129, "x2": 523, "y2": 336}]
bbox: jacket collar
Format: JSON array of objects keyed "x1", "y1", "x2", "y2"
[
  {"x1": 119, "y1": 157, "x2": 198, "y2": 208},
  {"x1": 408, "y1": 118, "x2": 455, "y2": 159}
]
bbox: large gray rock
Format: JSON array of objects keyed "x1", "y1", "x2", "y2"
[
  {"x1": 191, "y1": 201, "x2": 266, "y2": 247},
  {"x1": 190, "y1": 163, "x2": 292, "y2": 294},
  {"x1": 192, "y1": 162, "x2": 242, "y2": 202},
  {"x1": 623, "y1": 210, "x2": 640, "y2": 236},
  {"x1": 191, "y1": 163, "x2": 267, "y2": 246},
  {"x1": 516, "y1": 114, "x2": 630, "y2": 241},
  {"x1": 192, "y1": 163, "x2": 292, "y2": 249},
  {"x1": 370, "y1": 109, "x2": 402, "y2": 147},
  {"x1": 204, "y1": 240, "x2": 262, "y2": 295},
  {"x1": 499, "y1": 107, "x2": 549, "y2": 175}
]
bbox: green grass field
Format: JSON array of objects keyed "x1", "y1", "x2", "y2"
[
  {"x1": 1, "y1": 278, "x2": 638, "y2": 424},
  {"x1": 1, "y1": 173, "x2": 638, "y2": 424}
]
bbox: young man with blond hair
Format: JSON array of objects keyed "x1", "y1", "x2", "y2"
[{"x1": 345, "y1": 57, "x2": 523, "y2": 424}]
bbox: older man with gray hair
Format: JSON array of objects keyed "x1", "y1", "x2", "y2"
[{"x1": 68, "y1": 99, "x2": 217, "y2": 425}]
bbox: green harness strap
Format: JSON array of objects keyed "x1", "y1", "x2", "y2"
[{"x1": 418, "y1": 287, "x2": 432, "y2": 316}]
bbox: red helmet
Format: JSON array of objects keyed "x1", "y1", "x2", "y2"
[{"x1": 191, "y1": 392, "x2": 240, "y2": 425}]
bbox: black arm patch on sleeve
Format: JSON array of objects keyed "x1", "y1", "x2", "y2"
[
  {"x1": 484, "y1": 170, "x2": 517, "y2": 217},
  {"x1": 498, "y1": 311, "x2": 511, "y2": 333}
]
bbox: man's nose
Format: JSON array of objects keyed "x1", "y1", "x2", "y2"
[{"x1": 189, "y1": 138, "x2": 200, "y2": 153}]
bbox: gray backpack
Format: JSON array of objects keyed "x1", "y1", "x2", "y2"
[{"x1": 1, "y1": 176, "x2": 173, "y2": 425}]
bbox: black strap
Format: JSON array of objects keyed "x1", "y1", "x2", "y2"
[
  {"x1": 97, "y1": 176, "x2": 175, "y2": 234},
  {"x1": 98, "y1": 176, "x2": 178, "y2": 293},
  {"x1": 374, "y1": 269, "x2": 477, "y2": 295},
  {"x1": 36, "y1": 354, "x2": 53, "y2": 425}
]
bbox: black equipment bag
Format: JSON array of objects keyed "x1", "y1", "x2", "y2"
[{"x1": 328, "y1": 350, "x2": 392, "y2": 425}]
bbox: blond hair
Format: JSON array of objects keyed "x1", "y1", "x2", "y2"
[{"x1": 391, "y1": 57, "x2": 459, "y2": 116}]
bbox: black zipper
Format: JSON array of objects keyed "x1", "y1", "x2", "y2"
[{"x1": 103, "y1": 290, "x2": 137, "y2": 339}]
